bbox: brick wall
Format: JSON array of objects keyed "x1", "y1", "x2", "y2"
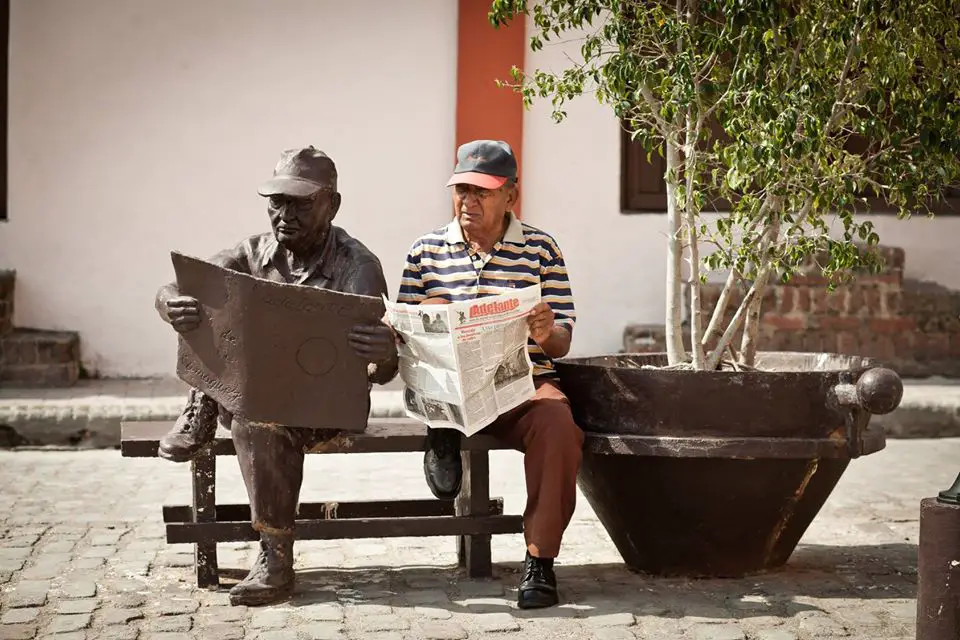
[
  {"x1": 624, "y1": 245, "x2": 960, "y2": 377},
  {"x1": 0, "y1": 270, "x2": 83, "y2": 386},
  {"x1": 1, "y1": 330, "x2": 82, "y2": 386}
]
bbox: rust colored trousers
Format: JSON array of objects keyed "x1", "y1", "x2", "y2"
[
  {"x1": 482, "y1": 378, "x2": 585, "y2": 558},
  {"x1": 231, "y1": 377, "x2": 584, "y2": 557}
]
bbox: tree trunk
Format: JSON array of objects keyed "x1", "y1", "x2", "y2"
[
  {"x1": 704, "y1": 266, "x2": 770, "y2": 371},
  {"x1": 703, "y1": 270, "x2": 737, "y2": 347},
  {"x1": 664, "y1": 141, "x2": 687, "y2": 365},
  {"x1": 683, "y1": 113, "x2": 706, "y2": 370},
  {"x1": 739, "y1": 214, "x2": 782, "y2": 367},
  {"x1": 738, "y1": 271, "x2": 771, "y2": 367}
]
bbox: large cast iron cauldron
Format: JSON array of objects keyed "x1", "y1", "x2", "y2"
[{"x1": 554, "y1": 352, "x2": 903, "y2": 578}]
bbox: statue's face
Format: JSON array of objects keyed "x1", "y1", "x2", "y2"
[{"x1": 266, "y1": 190, "x2": 341, "y2": 250}]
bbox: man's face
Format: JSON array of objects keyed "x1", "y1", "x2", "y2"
[
  {"x1": 452, "y1": 182, "x2": 518, "y2": 236},
  {"x1": 267, "y1": 190, "x2": 340, "y2": 249}
]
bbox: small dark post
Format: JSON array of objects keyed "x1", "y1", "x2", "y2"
[
  {"x1": 191, "y1": 447, "x2": 219, "y2": 588},
  {"x1": 916, "y1": 473, "x2": 960, "y2": 639},
  {"x1": 456, "y1": 449, "x2": 493, "y2": 578}
]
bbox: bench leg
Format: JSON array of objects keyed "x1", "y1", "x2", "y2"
[
  {"x1": 191, "y1": 447, "x2": 219, "y2": 588},
  {"x1": 456, "y1": 449, "x2": 493, "y2": 578}
]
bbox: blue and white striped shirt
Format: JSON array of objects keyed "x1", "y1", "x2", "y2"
[{"x1": 397, "y1": 213, "x2": 576, "y2": 377}]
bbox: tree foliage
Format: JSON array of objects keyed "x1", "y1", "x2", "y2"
[{"x1": 489, "y1": 0, "x2": 960, "y2": 368}]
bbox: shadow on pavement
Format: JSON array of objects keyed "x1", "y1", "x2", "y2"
[{"x1": 212, "y1": 542, "x2": 915, "y2": 623}]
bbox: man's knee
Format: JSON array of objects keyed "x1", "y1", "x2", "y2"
[
  {"x1": 231, "y1": 420, "x2": 305, "y2": 458},
  {"x1": 525, "y1": 400, "x2": 584, "y2": 453}
]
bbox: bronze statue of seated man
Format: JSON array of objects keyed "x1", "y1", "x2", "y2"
[{"x1": 153, "y1": 146, "x2": 398, "y2": 605}]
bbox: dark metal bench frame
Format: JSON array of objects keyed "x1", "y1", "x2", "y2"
[{"x1": 120, "y1": 419, "x2": 524, "y2": 588}]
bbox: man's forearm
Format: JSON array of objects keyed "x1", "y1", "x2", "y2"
[{"x1": 537, "y1": 325, "x2": 572, "y2": 360}]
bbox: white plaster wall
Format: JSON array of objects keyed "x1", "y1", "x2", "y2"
[
  {"x1": 520, "y1": 30, "x2": 960, "y2": 359},
  {"x1": 3, "y1": 0, "x2": 458, "y2": 377}
]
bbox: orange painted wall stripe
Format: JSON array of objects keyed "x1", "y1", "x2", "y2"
[{"x1": 455, "y1": 0, "x2": 526, "y2": 216}]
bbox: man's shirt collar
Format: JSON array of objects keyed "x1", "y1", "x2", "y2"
[{"x1": 444, "y1": 212, "x2": 525, "y2": 247}]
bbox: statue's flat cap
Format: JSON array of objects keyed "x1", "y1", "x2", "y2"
[{"x1": 258, "y1": 146, "x2": 337, "y2": 197}]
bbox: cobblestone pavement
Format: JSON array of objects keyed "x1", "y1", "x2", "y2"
[{"x1": 0, "y1": 438, "x2": 952, "y2": 639}]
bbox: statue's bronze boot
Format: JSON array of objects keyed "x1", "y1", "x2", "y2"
[
  {"x1": 229, "y1": 533, "x2": 295, "y2": 606},
  {"x1": 158, "y1": 388, "x2": 219, "y2": 462}
]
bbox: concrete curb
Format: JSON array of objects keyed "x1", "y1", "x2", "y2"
[
  {"x1": 2, "y1": 382, "x2": 959, "y2": 449},
  {"x1": 871, "y1": 384, "x2": 960, "y2": 439},
  {"x1": 0, "y1": 390, "x2": 406, "y2": 448}
]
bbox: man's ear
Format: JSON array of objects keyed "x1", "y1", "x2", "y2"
[
  {"x1": 505, "y1": 183, "x2": 520, "y2": 209},
  {"x1": 329, "y1": 191, "x2": 342, "y2": 220}
]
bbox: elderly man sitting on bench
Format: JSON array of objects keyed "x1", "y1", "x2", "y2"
[{"x1": 396, "y1": 140, "x2": 584, "y2": 609}]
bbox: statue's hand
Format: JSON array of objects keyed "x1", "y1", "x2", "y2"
[
  {"x1": 162, "y1": 295, "x2": 201, "y2": 333},
  {"x1": 348, "y1": 321, "x2": 397, "y2": 365}
]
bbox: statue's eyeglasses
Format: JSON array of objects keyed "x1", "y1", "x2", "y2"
[{"x1": 268, "y1": 191, "x2": 329, "y2": 210}]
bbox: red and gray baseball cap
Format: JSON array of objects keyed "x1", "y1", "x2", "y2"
[
  {"x1": 446, "y1": 140, "x2": 518, "y2": 189},
  {"x1": 257, "y1": 146, "x2": 337, "y2": 197}
]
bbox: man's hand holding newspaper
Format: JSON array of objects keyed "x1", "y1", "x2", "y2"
[
  {"x1": 383, "y1": 286, "x2": 542, "y2": 437},
  {"x1": 526, "y1": 302, "x2": 556, "y2": 346}
]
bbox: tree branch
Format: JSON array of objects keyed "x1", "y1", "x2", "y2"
[
  {"x1": 639, "y1": 85, "x2": 671, "y2": 137},
  {"x1": 738, "y1": 265, "x2": 774, "y2": 366},
  {"x1": 787, "y1": 32, "x2": 804, "y2": 81},
  {"x1": 704, "y1": 35, "x2": 744, "y2": 120},
  {"x1": 739, "y1": 210, "x2": 783, "y2": 365},
  {"x1": 702, "y1": 269, "x2": 738, "y2": 347},
  {"x1": 862, "y1": 136, "x2": 920, "y2": 169},
  {"x1": 702, "y1": 189, "x2": 784, "y2": 370},
  {"x1": 704, "y1": 264, "x2": 770, "y2": 371},
  {"x1": 697, "y1": 51, "x2": 720, "y2": 81},
  {"x1": 825, "y1": 2, "x2": 864, "y2": 134}
]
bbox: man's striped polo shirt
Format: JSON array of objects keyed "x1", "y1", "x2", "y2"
[{"x1": 397, "y1": 212, "x2": 576, "y2": 377}]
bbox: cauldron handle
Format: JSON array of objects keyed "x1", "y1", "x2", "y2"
[
  {"x1": 830, "y1": 366, "x2": 904, "y2": 415},
  {"x1": 830, "y1": 366, "x2": 902, "y2": 458}
]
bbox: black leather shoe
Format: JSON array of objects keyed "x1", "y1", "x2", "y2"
[
  {"x1": 517, "y1": 551, "x2": 559, "y2": 609},
  {"x1": 423, "y1": 427, "x2": 462, "y2": 500}
]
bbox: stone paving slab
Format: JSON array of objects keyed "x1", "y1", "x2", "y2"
[{"x1": 0, "y1": 438, "x2": 953, "y2": 639}]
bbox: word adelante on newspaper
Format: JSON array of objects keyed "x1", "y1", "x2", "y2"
[{"x1": 469, "y1": 298, "x2": 520, "y2": 319}]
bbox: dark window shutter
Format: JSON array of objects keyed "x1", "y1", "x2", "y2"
[
  {"x1": 621, "y1": 127, "x2": 667, "y2": 212},
  {"x1": 622, "y1": 121, "x2": 959, "y2": 215},
  {"x1": 620, "y1": 119, "x2": 733, "y2": 214}
]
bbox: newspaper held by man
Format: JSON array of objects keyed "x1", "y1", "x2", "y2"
[{"x1": 384, "y1": 286, "x2": 541, "y2": 437}]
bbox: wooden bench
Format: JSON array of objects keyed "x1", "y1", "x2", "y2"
[{"x1": 120, "y1": 419, "x2": 524, "y2": 588}]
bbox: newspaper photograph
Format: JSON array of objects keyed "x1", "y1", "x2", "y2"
[{"x1": 385, "y1": 286, "x2": 542, "y2": 437}]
